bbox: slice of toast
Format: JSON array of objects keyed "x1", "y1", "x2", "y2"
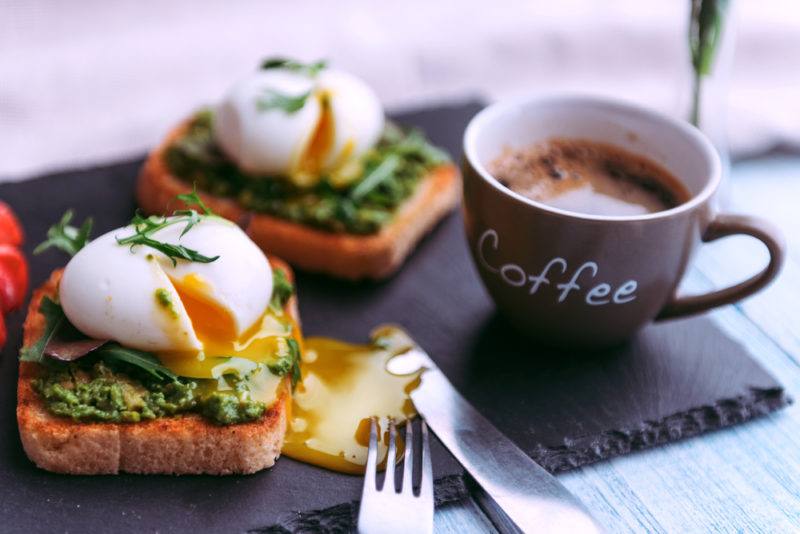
[
  {"x1": 17, "y1": 259, "x2": 299, "y2": 475},
  {"x1": 136, "y1": 120, "x2": 461, "y2": 280}
]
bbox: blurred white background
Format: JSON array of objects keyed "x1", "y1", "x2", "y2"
[{"x1": 2, "y1": 0, "x2": 800, "y2": 181}]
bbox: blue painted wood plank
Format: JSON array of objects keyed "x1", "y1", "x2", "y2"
[{"x1": 435, "y1": 494, "x2": 497, "y2": 533}]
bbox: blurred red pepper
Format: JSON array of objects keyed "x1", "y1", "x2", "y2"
[{"x1": 0, "y1": 202, "x2": 24, "y2": 246}]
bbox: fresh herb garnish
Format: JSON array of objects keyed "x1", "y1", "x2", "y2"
[
  {"x1": 688, "y1": 0, "x2": 729, "y2": 126},
  {"x1": 256, "y1": 88, "x2": 312, "y2": 114},
  {"x1": 33, "y1": 210, "x2": 93, "y2": 257},
  {"x1": 260, "y1": 57, "x2": 327, "y2": 77},
  {"x1": 19, "y1": 297, "x2": 66, "y2": 363},
  {"x1": 269, "y1": 268, "x2": 294, "y2": 312},
  {"x1": 350, "y1": 154, "x2": 401, "y2": 201},
  {"x1": 116, "y1": 213, "x2": 220, "y2": 266},
  {"x1": 116, "y1": 193, "x2": 220, "y2": 267},
  {"x1": 176, "y1": 184, "x2": 213, "y2": 215},
  {"x1": 94, "y1": 343, "x2": 177, "y2": 382},
  {"x1": 267, "y1": 338, "x2": 302, "y2": 388}
]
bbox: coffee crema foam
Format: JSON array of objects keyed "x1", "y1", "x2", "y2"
[{"x1": 488, "y1": 138, "x2": 690, "y2": 216}]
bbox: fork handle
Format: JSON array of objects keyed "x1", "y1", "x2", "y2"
[{"x1": 411, "y1": 367, "x2": 602, "y2": 534}]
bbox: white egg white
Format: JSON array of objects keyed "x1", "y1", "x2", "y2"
[
  {"x1": 214, "y1": 70, "x2": 321, "y2": 176},
  {"x1": 59, "y1": 217, "x2": 273, "y2": 353},
  {"x1": 316, "y1": 69, "x2": 384, "y2": 170},
  {"x1": 212, "y1": 66, "x2": 384, "y2": 181}
]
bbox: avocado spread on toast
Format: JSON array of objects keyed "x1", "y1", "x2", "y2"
[
  {"x1": 164, "y1": 110, "x2": 450, "y2": 234},
  {"x1": 26, "y1": 270, "x2": 299, "y2": 426},
  {"x1": 34, "y1": 359, "x2": 268, "y2": 425}
]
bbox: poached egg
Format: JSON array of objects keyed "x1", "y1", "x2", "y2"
[
  {"x1": 58, "y1": 217, "x2": 294, "y2": 381},
  {"x1": 213, "y1": 66, "x2": 384, "y2": 186}
]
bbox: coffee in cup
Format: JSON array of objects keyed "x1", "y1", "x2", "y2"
[{"x1": 488, "y1": 138, "x2": 690, "y2": 217}]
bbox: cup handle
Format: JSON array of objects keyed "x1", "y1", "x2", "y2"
[{"x1": 656, "y1": 214, "x2": 786, "y2": 320}]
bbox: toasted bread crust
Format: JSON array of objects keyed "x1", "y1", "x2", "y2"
[
  {"x1": 136, "y1": 120, "x2": 461, "y2": 280},
  {"x1": 17, "y1": 260, "x2": 299, "y2": 475}
]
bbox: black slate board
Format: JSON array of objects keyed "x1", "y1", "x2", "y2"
[{"x1": 0, "y1": 102, "x2": 790, "y2": 533}]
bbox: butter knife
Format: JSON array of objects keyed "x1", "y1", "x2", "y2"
[{"x1": 385, "y1": 332, "x2": 602, "y2": 534}]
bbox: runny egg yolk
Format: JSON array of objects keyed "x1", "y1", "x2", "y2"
[
  {"x1": 292, "y1": 91, "x2": 336, "y2": 186},
  {"x1": 173, "y1": 273, "x2": 237, "y2": 343},
  {"x1": 156, "y1": 273, "x2": 298, "y2": 379},
  {"x1": 282, "y1": 330, "x2": 422, "y2": 474}
]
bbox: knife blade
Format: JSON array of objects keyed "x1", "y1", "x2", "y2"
[{"x1": 387, "y1": 336, "x2": 602, "y2": 533}]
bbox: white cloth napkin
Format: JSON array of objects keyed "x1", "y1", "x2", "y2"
[{"x1": 1, "y1": 0, "x2": 799, "y2": 182}]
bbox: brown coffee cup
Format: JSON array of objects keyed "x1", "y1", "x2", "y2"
[{"x1": 462, "y1": 96, "x2": 786, "y2": 349}]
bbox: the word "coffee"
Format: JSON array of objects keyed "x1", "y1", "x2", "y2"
[{"x1": 477, "y1": 229, "x2": 637, "y2": 306}]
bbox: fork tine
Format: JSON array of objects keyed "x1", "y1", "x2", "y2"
[
  {"x1": 418, "y1": 420, "x2": 433, "y2": 503},
  {"x1": 401, "y1": 419, "x2": 415, "y2": 495},
  {"x1": 363, "y1": 417, "x2": 379, "y2": 491},
  {"x1": 383, "y1": 419, "x2": 397, "y2": 492}
]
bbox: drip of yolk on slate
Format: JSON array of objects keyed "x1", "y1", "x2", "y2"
[{"x1": 282, "y1": 332, "x2": 422, "y2": 474}]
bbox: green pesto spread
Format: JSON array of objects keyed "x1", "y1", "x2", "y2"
[
  {"x1": 27, "y1": 270, "x2": 299, "y2": 426},
  {"x1": 154, "y1": 288, "x2": 178, "y2": 318},
  {"x1": 33, "y1": 360, "x2": 268, "y2": 425},
  {"x1": 163, "y1": 110, "x2": 450, "y2": 234}
]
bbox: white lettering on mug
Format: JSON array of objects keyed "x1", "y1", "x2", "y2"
[
  {"x1": 528, "y1": 258, "x2": 567, "y2": 295},
  {"x1": 477, "y1": 228, "x2": 638, "y2": 307},
  {"x1": 585, "y1": 283, "x2": 611, "y2": 305},
  {"x1": 501, "y1": 264, "x2": 527, "y2": 287},
  {"x1": 613, "y1": 280, "x2": 638, "y2": 304},
  {"x1": 477, "y1": 229, "x2": 500, "y2": 273},
  {"x1": 556, "y1": 261, "x2": 598, "y2": 302}
]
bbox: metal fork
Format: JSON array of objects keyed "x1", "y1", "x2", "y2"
[{"x1": 357, "y1": 418, "x2": 434, "y2": 534}]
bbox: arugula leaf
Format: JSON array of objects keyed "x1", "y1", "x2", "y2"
[
  {"x1": 269, "y1": 268, "x2": 294, "y2": 312},
  {"x1": 260, "y1": 57, "x2": 327, "y2": 76},
  {"x1": 287, "y1": 339, "x2": 302, "y2": 388},
  {"x1": 267, "y1": 338, "x2": 302, "y2": 388},
  {"x1": 95, "y1": 343, "x2": 177, "y2": 382},
  {"x1": 33, "y1": 210, "x2": 93, "y2": 257},
  {"x1": 119, "y1": 233, "x2": 219, "y2": 266},
  {"x1": 176, "y1": 183, "x2": 213, "y2": 216},
  {"x1": 19, "y1": 297, "x2": 66, "y2": 363},
  {"x1": 256, "y1": 89, "x2": 311, "y2": 114},
  {"x1": 349, "y1": 154, "x2": 401, "y2": 201},
  {"x1": 116, "y1": 211, "x2": 220, "y2": 267}
]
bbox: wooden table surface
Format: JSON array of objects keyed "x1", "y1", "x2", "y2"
[{"x1": 433, "y1": 156, "x2": 800, "y2": 533}]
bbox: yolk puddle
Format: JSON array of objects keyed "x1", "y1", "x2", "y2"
[{"x1": 282, "y1": 329, "x2": 423, "y2": 474}]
